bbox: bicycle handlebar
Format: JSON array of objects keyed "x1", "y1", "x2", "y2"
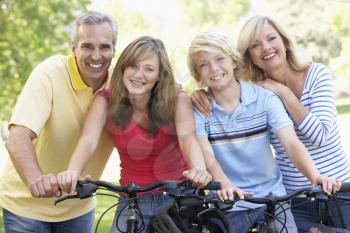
[
  {"x1": 175, "y1": 182, "x2": 350, "y2": 207},
  {"x1": 54, "y1": 179, "x2": 221, "y2": 205}
]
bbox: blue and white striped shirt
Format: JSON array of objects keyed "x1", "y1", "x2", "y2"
[
  {"x1": 194, "y1": 80, "x2": 293, "y2": 209},
  {"x1": 271, "y1": 63, "x2": 350, "y2": 192}
]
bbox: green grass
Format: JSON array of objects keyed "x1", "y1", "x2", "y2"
[
  {"x1": 336, "y1": 97, "x2": 350, "y2": 114},
  {"x1": 0, "y1": 194, "x2": 118, "y2": 233}
]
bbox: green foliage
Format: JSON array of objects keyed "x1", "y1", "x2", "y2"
[
  {"x1": 0, "y1": 0, "x2": 89, "y2": 122},
  {"x1": 268, "y1": 0, "x2": 342, "y2": 65},
  {"x1": 181, "y1": 0, "x2": 250, "y2": 28}
]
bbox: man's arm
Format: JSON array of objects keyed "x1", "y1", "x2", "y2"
[{"x1": 6, "y1": 125, "x2": 60, "y2": 197}]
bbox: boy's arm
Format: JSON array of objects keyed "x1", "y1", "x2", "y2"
[{"x1": 196, "y1": 136, "x2": 245, "y2": 200}]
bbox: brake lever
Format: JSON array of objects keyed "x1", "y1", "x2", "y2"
[
  {"x1": 54, "y1": 194, "x2": 79, "y2": 205},
  {"x1": 307, "y1": 186, "x2": 330, "y2": 201},
  {"x1": 54, "y1": 182, "x2": 98, "y2": 205}
]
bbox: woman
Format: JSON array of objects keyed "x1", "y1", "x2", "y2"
[
  {"x1": 187, "y1": 31, "x2": 340, "y2": 233},
  {"x1": 57, "y1": 36, "x2": 211, "y2": 233},
  {"x1": 192, "y1": 16, "x2": 350, "y2": 232}
]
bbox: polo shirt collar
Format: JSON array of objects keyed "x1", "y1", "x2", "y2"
[
  {"x1": 239, "y1": 80, "x2": 257, "y2": 106},
  {"x1": 67, "y1": 55, "x2": 109, "y2": 91},
  {"x1": 209, "y1": 80, "x2": 257, "y2": 110}
]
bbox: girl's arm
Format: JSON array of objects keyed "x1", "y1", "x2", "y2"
[
  {"x1": 57, "y1": 94, "x2": 108, "y2": 193},
  {"x1": 175, "y1": 92, "x2": 212, "y2": 187}
]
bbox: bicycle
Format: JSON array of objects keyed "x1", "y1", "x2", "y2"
[
  {"x1": 55, "y1": 179, "x2": 231, "y2": 233},
  {"x1": 55, "y1": 180, "x2": 350, "y2": 233},
  {"x1": 200, "y1": 182, "x2": 350, "y2": 233}
]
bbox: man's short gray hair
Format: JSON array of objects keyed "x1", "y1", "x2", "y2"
[{"x1": 71, "y1": 11, "x2": 118, "y2": 48}]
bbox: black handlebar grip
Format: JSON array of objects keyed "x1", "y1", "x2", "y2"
[
  {"x1": 205, "y1": 181, "x2": 222, "y2": 190},
  {"x1": 339, "y1": 182, "x2": 350, "y2": 192}
]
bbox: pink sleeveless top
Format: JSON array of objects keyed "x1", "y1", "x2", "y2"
[{"x1": 101, "y1": 89, "x2": 188, "y2": 186}]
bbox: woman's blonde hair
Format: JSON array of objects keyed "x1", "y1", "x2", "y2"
[
  {"x1": 237, "y1": 15, "x2": 312, "y2": 82},
  {"x1": 187, "y1": 31, "x2": 245, "y2": 83},
  {"x1": 108, "y1": 36, "x2": 176, "y2": 135}
]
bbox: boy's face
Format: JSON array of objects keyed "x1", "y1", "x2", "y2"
[{"x1": 193, "y1": 50, "x2": 236, "y2": 90}]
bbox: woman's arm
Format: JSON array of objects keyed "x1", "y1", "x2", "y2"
[
  {"x1": 57, "y1": 94, "x2": 108, "y2": 193},
  {"x1": 191, "y1": 89, "x2": 211, "y2": 116},
  {"x1": 257, "y1": 79, "x2": 308, "y2": 124},
  {"x1": 277, "y1": 126, "x2": 341, "y2": 194},
  {"x1": 258, "y1": 67, "x2": 336, "y2": 146},
  {"x1": 175, "y1": 92, "x2": 211, "y2": 187}
]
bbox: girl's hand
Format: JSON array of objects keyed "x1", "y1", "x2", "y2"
[
  {"x1": 191, "y1": 89, "x2": 211, "y2": 116},
  {"x1": 315, "y1": 175, "x2": 341, "y2": 195},
  {"x1": 183, "y1": 168, "x2": 212, "y2": 188},
  {"x1": 57, "y1": 170, "x2": 91, "y2": 194}
]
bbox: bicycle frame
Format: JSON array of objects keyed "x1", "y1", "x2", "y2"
[{"x1": 55, "y1": 180, "x2": 222, "y2": 233}]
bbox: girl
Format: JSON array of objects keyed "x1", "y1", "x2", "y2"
[{"x1": 58, "y1": 36, "x2": 210, "y2": 233}]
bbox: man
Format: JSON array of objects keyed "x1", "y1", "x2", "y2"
[{"x1": 0, "y1": 11, "x2": 118, "y2": 233}]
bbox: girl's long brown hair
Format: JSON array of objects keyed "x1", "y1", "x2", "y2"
[{"x1": 108, "y1": 36, "x2": 176, "y2": 135}]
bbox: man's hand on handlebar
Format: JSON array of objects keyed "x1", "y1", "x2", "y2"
[{"x1": 29, "y1": 173, "x2": 62, "y2": 198}]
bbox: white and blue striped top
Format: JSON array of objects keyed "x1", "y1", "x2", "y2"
[{"x1": 271, "y1": 63, "x2": 350, "y2": 192}]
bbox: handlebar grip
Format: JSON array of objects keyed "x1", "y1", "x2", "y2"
[
  {"x1": 205, "y1": 181, "x2": 222, "y2": 190},
  {"x1": 340, "y1": 182, "x2": 350, "y2": 192}
]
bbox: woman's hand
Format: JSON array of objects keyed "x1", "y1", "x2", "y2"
[
  {"x1": 256, "y1": 78, "x2": 286, "y2": 96},
  {"x1": 217, "y1": 182, "x2": 252, "y2": 201},
  {"x1": 57, "y1": 170, "x2": 90, "y2": 194},
  {"x1": 191, "y1": 89, "x2": 211, "y2": 116},
  {"x1": 314, "y1": 175, "x2": 342, "y2": 195},
  {"x1": 183, "y1": 168, "x2": 212, "y2": 188}
]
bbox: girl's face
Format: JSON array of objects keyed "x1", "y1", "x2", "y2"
[
  {"x1": 248, "y1": 22, "x2": 287, "y2": 73},
  {"x1": 194, "y1": 50, "x2": 236, "y2": 91},
  {"x1": 123, "y1": 53, "x2": 160, "y2": 96}
]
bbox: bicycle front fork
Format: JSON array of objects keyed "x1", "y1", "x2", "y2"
[
  {"x1": 265, "y1": 203, "x2": 278, "y2": 233},
  {"x1": 127, "y1": 202, "x2": 139, "y2": 233}
]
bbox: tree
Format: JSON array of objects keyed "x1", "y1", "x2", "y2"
[
  {"x1": 257, "y1": 0, "x2": 342, "y2": 66},
  {"x1": 0, "y1": 0, "x2": 89, "y2": 122}
]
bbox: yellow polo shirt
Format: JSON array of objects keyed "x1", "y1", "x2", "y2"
[{"x1": 0, "y1": 55, "x2": 114, "y2": 221}]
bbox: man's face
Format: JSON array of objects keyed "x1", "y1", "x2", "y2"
[{"x1": 72, "y1": 22, "x2": 115, "y2": 88}]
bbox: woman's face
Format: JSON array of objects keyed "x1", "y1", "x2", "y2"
[
  {"x1": 193, "y1": 49, "x2": 236, "y2": 91},
  {"x1": 123, "y1": 53, "x2": 160, "y2": 96},
  {"x1": 248, "y1": 22, "x2": 287, "y2": 73}
]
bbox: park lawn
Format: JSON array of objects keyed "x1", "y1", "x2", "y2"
[{"x1": 0, "y1": 194, "x2": 117, "y2": 233}]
